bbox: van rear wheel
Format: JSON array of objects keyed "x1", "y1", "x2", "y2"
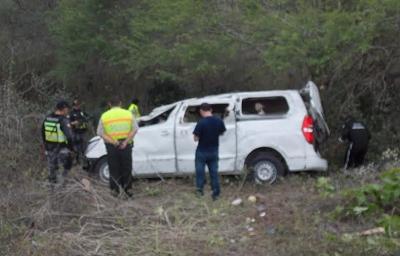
[
  {"x1": 248, "y1": 153, "x2": 285, "y2": 184},
  {"x1": 94, "y1": 157, "x2": 110, "y2": 184}
]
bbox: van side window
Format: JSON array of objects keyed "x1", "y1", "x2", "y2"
[
  {"x1": 183, "y1": 104, "x2": 230, "y2": 123},
  {"x1": 241, "y1": 97, "x2": 289, "y2": 116},
  {"x1": 139, "y1": 107, "x2": 174, "y2": 127}
]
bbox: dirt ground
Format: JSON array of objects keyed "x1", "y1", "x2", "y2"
[{"x1": 0, "y1": 167, "x2": 398, "y2": 256}]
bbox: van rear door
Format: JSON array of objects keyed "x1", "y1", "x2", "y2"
[{"x1": 300, "y1": 81, "x2": 330, "y2": 146}]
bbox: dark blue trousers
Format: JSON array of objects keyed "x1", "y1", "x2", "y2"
[{"x1": 195, "y1": 149, "x2": 220, "y2": 198}]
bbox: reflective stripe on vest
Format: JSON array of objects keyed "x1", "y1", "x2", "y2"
[
  {"x1": 101, "y1": 108, "x2": 133, "y2": 141},
  {"x1": 44, "y1": 118, "x2": 67, "y2": 143}
]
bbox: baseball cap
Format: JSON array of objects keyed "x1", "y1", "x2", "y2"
[
  {"x1": 199, "y1": 103, "x2": 212, "y2": 111},
  {"x1": 56, "y1": 100, "x2": 71, "y2": 110}
]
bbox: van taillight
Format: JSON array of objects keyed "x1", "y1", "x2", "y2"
[{"x1": 302, "y1": 115, "x2": 314, "y2": 144}]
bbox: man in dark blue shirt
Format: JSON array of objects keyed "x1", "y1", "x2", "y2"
[{"x1": 193, "y1": 103, "x2": 226, "y2": 200}]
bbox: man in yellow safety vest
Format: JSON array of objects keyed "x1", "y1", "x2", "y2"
[
  {"x1": 97, "y1": 96, "x2": 138, "y2": 197},
  {"x1": 41, "y1": 100, "x2": 74, "y2": 184},
  {"x1": 128, "y1": 98, "x2": 141, "y2": 119}
]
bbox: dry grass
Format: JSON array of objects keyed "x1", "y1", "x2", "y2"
[{"x1": 0, "y1": 167, "x2": 398, "y2": 256}]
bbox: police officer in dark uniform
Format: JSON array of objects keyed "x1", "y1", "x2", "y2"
[
  {"x1": 69, "y1": 99, "x2": 89, "y2": 164},
  {"x1": 340, "y1": 116, "x2": 371, "y2": 169},
  {"x1": 42, "y1": 101, "x2": 74, "y2": 183}
]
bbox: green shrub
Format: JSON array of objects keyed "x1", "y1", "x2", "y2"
[
  {"x1": 380, "y1": 215, "x2": 400, "y2": 237},
  {"x1": 339, "y1": 168, "x2": 400, "y2": 236},
  {"x1": 316, "y1": 177, "x2": 335, "y2": 198}
]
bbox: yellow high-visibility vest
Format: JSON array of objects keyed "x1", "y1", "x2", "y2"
[
  {"x1": 44, "y1": 117, "x2": 67, "y2": 143},
  {"x1": 128, "y1": 103, "x2": 141, "y2": 119},
  {"x1": 101, "y1": 107, "x2": 133, "y2": 141}
]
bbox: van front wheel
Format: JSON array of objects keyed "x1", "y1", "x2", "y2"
[
  {"x1": 94, "y1": 157, "x2": 110, "y2": 184},
  {"x1": 248, "y1": 153, "x2": 285, "y2": 184}
]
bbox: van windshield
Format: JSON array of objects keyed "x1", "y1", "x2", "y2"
[{"x1": 139, "y1": 104, "x2": 176, "y2": 127}]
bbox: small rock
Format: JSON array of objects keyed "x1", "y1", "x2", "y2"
[
  {"x1": 249, "y1": 231, "x2": 257, "y2": 236},
  {"x1": 155, "y1": 206, "x2": 164, "y2": 216},
  {"x1": 247, "y1": 227, "x2": 254, "y2": 232},
  {"x1": 265, "y1": 226, "x2": 276, "y2": 235},
  {"x1": 231, "y1": 198, "x2": 242, "y2": 206},
  {"x1": 230, "y1": 239, "x2": 236, "y2": 244},
  {"x1": 256, "y1": 204, "x2": 267, "y2": 212},
  {"x1": 240, "y1": 236, "x2": 249, "y2": 243},
  {"x1": 259, "y1": 212, "x2": 266, "y2": 217},
  {"x1": 358, "y1": 227, "x2": 385, "y2": 236},
  {"x1": 248, "y1": 195, "x2": 257, "y2": 203},
  {"x1": 81, "y1": 178, "x2": 91, "y2": 192}
]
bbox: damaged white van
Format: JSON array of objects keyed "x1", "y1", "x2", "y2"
[{"x1": 84, "y1": 81, "x2": 330, "y2": 184}]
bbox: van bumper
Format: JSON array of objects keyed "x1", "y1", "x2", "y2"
[{"x1": 305, "y1": 156, "x2": 328, "y2": 171}]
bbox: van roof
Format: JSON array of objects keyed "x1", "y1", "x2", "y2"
[
  {"x1": 204, "y1": 90, "x2": 299, "y2": 98},
  {"x1": 149, "y1": 90, "x2": 300, "y2": 113},
  {"x1": 185, "y1": 90, "x2": 299, "y2": 103}
]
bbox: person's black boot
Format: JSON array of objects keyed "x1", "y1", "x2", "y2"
[{"x1": 196, "y1": 190, "x2": 204, "y2": 198}]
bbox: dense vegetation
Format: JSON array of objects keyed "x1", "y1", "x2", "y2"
[
  {"x1": 1, "y1": 1, "x2": 399, "y2": 255},
  {"x1": 1, "y1": 0, "x2": 399, "y2": 163}
]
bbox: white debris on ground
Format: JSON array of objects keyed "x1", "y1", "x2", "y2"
[
  {"x1": 247, "y1": 195, "x2": 257, "y2": 203},
  {"x1": 231, "y1": 198, "x2": 242, "y2": 206},
  {"x1": 80, "y1": 178, "x2": 91, "y2": 192}
]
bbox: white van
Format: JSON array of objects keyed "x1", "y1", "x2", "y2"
[{"x1": 84, "y1": 81, "x2": 330, "y2": 184}]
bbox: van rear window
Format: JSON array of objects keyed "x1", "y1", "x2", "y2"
[{"x1": 241, "y1": 97, "x2": 289, "y2": 116}]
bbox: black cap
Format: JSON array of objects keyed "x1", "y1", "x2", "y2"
[
  {"x1": 199, "y1": 103, "x2": 212, "y2": 111},
  {"x1": 56, "y1": 100, "x2": 71, "y2": 110}
]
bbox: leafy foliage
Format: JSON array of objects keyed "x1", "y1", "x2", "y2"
[
  {"x1": 316, "y1": 177, "x2": 335, "y2": 198},
  {"x1": 339, "y1": 169, "x2": 400, "y2": 236},
  {"x1": 1, "y1": 0, "x2": 400, "y2": 162},
  {"x1": 50, "y1": 0, "x2": 400, "y2": 80}
]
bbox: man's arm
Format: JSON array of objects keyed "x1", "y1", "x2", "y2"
[
  {"x1": 120, "y1": 118, "x2": 139, "y2": 149},
  {"x1": 69, "y1": 112, "x2": 80, "y2": 128},
  {"x1": 193, "y1": 122, "x2": 201, "y2": 142},
  {"x1": 60, "y1": 118, "x2": 75, "y2": 149},
  {"x1": 340, "y1": 121, "x2": 351, "y2": 141},
  {"x1": 97, "y1": 120, "x2": 119, "y2": 146},
  {"x1": 120, "y1": 129, "x2": 137, "y2": 149},
  {"x1": 219, "y1": 120, "x2": 226, "y2": 135}
]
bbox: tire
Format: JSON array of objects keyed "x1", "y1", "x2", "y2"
[
  {"x1": 94, "y1": 157, "x2": 110, "y2": 184},
  {"x1": 248, "y1": 152, "x2": 285, "y2": 184}
]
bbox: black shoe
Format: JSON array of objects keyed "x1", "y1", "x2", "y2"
[
  {"x1": 196, "y1": 190, "x2": 204, "y2": 198},
  {"x1": 111, "y1": 190, "x2": 119, "y2": 198},
  {"x1": 125, "y1": 191, "x2": 133, "y2": 198},
  {"x1": 212, "y1": 194, "x2": 219, "y2": 201}
]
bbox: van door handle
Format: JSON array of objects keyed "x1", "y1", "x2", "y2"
[{"x1": 161, "y1": 131, "x2": 170, "y2": 136}]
